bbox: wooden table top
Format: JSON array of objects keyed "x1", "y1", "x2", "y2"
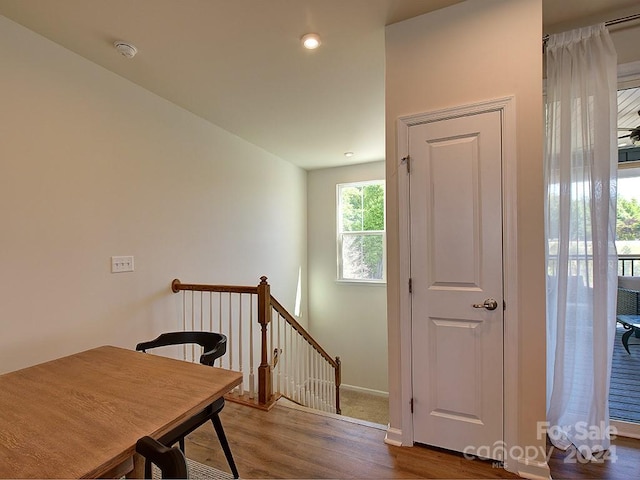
[{"x1": 0, "y1": 345, "x2": 242, "y2": 479}]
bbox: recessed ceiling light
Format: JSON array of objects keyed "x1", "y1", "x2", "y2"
[
  {"x1": 301, "y1": 33, "x2": 321, "y2": 50},
  {"x1": 344, "y1": 152, "x2": 354, "y2": 158}
]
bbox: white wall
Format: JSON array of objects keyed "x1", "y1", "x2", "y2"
[
  {"x1": 307, "y1": 162, "x2": 387, "y2": 392},
  {"x1": 0, "y1": 16, "x2": 307, "y2": 373},
  {"x1": 386, "y1": 0, "x2": 546, "y2": 476}
]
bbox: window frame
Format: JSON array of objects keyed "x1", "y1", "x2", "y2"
[
  {"x1": 616, "y1": 152, "x2": 640, "y2": 275},
  {"x1": 336, "y1": 180, "x2": 386, "y2": 284}
]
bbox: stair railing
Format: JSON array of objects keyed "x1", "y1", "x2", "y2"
[{"x1": 171, "y1": 277, "x2": 341, "y2": 414}]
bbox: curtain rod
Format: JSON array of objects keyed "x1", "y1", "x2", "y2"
[{"x1": 542, "y1": 12, "x2": 640, "y2": 44}]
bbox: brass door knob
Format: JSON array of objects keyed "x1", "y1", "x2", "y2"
[{"x1": 472, "y1": 299, "x2": 498, "y2": 311}]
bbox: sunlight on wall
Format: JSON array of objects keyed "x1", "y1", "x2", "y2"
[{"x1": 295, "y1": 266, "x2": 302, "y2": 317}]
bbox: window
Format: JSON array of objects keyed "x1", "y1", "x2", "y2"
[
  {"x1": 616, "y1": 85, "x2": 640, "y2": 276},
  {"x1": 337, "y1": 180, "x2": 385, "y2": 282},
  {"x1": 617, "y1": 149, "x2": 640, "y2": 276}
]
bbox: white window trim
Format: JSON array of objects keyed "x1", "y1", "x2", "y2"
[{"x1": 336, "y1": 180, "x2": 386, "y2": 284}]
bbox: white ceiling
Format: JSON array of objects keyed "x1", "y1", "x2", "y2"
[
  {"x1": 0, "y1": 0, "x2": 638, "y2": 169},
  {"x1": 618, "y1": 87, "x2": 640, "y2": 146}
]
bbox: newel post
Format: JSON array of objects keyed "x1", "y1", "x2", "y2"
[{"x1": 257, "y1": 276, "x2": 272, "y2": 405}]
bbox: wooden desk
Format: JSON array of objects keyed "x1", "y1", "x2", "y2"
[{"x1": 0, "y1": 345, "x2": 242, "y2": 479}]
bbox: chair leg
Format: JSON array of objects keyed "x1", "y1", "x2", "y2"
[
  {"x1": 145, "y1": 459, "x2": 152, "y2": 480},
  {"x1": 179, "y1": 438, "x2": 185, "y2": 453},
  {"x1": 622, "y1": 328, "x2": 634, "y2": 354},
  {"x1": 211, "y1": 413, "x2": 239, "y2": 479},
  {"x1": 137, "y1": 436, "x2": 188, "y2": 480}
]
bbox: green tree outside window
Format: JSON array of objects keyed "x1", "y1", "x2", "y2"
[{"x1": 338, "y1": 181, "x2": 385, "y2": 281}]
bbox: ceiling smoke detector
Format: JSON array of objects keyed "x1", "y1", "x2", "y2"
[{"x1": 114, "y1": 41, "x2": 138, "y2": 58}]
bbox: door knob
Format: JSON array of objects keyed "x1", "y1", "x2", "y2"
[{"x1": 472, "y1": 299, "x2": 498, "y2": 311}]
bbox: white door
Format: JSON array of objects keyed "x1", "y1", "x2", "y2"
[{"x1": 409, "y1": 110, "x2": 504, "y2": 460}]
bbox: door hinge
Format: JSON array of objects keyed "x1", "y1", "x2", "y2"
[
  {"x1": 401, "y1": 155, "x2": 411, "y2": 173},
  {"x1": 503, "y1": 300, "x2": 506, "y2": 311},
  {"x1": 409, "y1": 278, "x2": 413, "y2": 293},
  {"x1": 410, "y1": 397, "x2": 414, "y2": 413}
]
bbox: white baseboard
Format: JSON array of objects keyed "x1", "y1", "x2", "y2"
[
  {"x1": 611, "y1": 419, "x2": 640, "y2": 439},
  {"x1": 341, "y1": 383, "x2": 389, "y2": 397},
  {"x1": 384, "y1": 426, "x2": 403, "y2": 446},
  {"x1": 514, "y1": 457, "x2": 551, "y2": 480}
]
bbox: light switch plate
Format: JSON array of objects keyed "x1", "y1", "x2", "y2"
[{"x1": 111, "y1": 256, "x2": 134, "y2": 273}]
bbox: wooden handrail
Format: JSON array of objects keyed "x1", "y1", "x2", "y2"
[
  {"x1": 270, "y1": 296, "x2": 340, "y2": 371},
  {"x1": 172, "y1": 279, "x2": 258, "y2": 294},
  {"x1": 171, "y1": 276, "x2": 340, "y2": 413}
]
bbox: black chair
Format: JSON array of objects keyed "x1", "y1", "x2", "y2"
[
  {"x1": 617, "y1": 287, "x2": 640, "y2": 353},
  {"x1": 136, "y1": 436, "x2": 188, "y2": 479},
  {"x1": 136, "y1": 332, "x2": 239, "y2": 479}
]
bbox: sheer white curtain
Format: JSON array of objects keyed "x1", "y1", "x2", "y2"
[{"x1": 545, "y1": 24, "x2": 618, "y2": 458}]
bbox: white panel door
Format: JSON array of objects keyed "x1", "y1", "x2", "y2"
[{"x1": 409, "y1": 110, "x2": 503, "y2": 460}]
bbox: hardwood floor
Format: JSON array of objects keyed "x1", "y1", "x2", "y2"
[
  {"x1": 546, "y1": 436, "x2": 640, "y2": 479},
  {"x1": 610, "y1": 325, "x2": 640, "y2": 423},
  {"x1": 185, "y1": 401, "x2": 640, "y2": 479},
  {"x1": 188, "y1": 401, "x2": 590, "y2": 479},
  {"x1": 186, "y1": 401, "x2": 517, "y2": 478},
  {"x1": 181, "y1": 334, "x2": 640, "y2": 479}
]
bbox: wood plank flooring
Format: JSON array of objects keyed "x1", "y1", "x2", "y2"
[
  {"x1": 610, "y1": 325, "x2": 640, "y2": 423},
  {"x1": 184, "y1": 401, "x2": 640, "y2": 479},
  {"x1": 546, "y1": 435, "x2": 640, "y2": 479}
]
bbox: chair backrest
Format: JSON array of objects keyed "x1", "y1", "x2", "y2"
[
  {"x1": 618, "y1": 275, "x2": 640, "y2": 292},
  {"x1": 136, "y1": 331, "x2": 227, "y2": 366},
  {"x1": 617, "y1": 288, "x2": 640, "y2": 315},
  {"x1": 136, "y1": 436, "x2": 189, "y2": 479}
]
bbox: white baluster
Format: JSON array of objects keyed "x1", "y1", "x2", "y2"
[
  {"x1": 302, "y1": 341, "x2": 307, "y2": 406},
  {"x1": 238, "y1": 293, "x2": 244, "y2": 396},
  {"x1": 306, "y1": 343, "x2": 312, "y2": 408},
  {"x1": 298, "y1": 334, "x2": 303, "y2": 403},
  {"x1": 325, "y1": 362, "x2": 331, "y2": 412},
  {"x1": 182, "y1": 291, "x2": 187, "y2": 362},
  {"x1": 309, "y1": 344, "x2": 314, "y2": 408},
  {"x1": 227, "y1": 292, "x2": 233, "y2": 371},
  {"x1": 304, "y1": 341, "x2": 313, "y2": 407},
  {"x1": 249, "y1": 293, "x2": 255, "y2": 399},
  {"x1": 276, "y1": 314, "x2": 281, "y2": 396},
  {"x1": 333, "y1": 364, "x2": 337, "y2": 412},
  {"x1": 209, "y1": 291, "x2": 213, "y2": 333},
  {"x1": 320, "y1": 356, "x2": 325, "y2": 410},
  {"x1": 190, "y1": 291, "x2": 196, "y2": 362},
  {"x1": 293, "y1": 329, "x2": 299, "y2": 402},
  {"x1": 284, "y1": 322, "x2": 290, "y2": 397},
  {"x1": 314, "y1": 348, "x2": 318, "y2": 408},
  {"x1": 200, "y1": 291, "x2": 204, "y2": 330},
  {"x1": 299, "y1": 335, "x2": 309, "y2": 405},
  {"x1": 218, "y1": 293, "x2": 223, "y2": 368}
]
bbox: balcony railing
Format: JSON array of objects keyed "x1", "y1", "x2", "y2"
[
  {"x1": 619, "y1": 254, "x2": 640, "y2": 277},
  {"x1": 547, "y1": 254, "x2": 640, "y2": 286}
]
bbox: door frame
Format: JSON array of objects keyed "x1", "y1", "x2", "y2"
[
  {"x1": 396, "y1": 97, "x2": 519, "y2": 469},
  {"x1": 610, "y1": 60, "x2": 640, "y2": 439}
]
